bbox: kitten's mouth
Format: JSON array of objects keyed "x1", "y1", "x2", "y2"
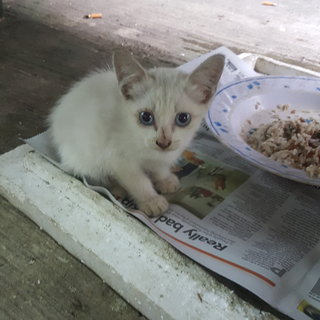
[
  {"x1": 150, "y1": 140, "x2": 179, "y2": 152},
  {"x1": 157, "y1": 148, "x2": 172, "y2": 152},
  {"x1": 155, "y1": 144, "x2": 178, "y2": 152}
]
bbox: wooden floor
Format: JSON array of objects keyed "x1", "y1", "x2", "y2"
[{"x1": 0, "y1": 11, "x2": 147, "y2": 320}]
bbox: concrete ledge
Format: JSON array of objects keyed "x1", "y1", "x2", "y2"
[
  {"x1": 240, "y1": 53, "x2": 320, "y2": 77},
  {"x1": 0, "y1": 145, "x2": 277, "y2": 320}
]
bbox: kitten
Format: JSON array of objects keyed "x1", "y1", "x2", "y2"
[{"x1": 48, "y1": 50, "x2": 225, "y2": 217}]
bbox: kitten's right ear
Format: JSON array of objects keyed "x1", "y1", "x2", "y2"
[{"x1": 113, "y1": 49, "x2": 148, "y2": 100}]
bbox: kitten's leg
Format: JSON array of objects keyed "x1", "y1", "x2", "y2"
[
  {"x1": 151, "y1": 166, "x2": 181, "y2": 194},
  {"x1": 114, "y1": 166, "x2": 168, "y2": 217}
]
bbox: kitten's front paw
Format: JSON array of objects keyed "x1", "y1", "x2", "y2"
[
  {"x1": 138, "y1": 195, "x2": 169, "y2": 217},
  {"x1": 154, "y1": 174, "x2": 180, "y2": 194}
]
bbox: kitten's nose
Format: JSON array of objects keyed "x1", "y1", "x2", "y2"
[{"x1": 156, "y1": 140, "x2": 172, "y2": 150}]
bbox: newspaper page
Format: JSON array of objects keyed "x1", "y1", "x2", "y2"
[{"x1": 26, "y1": 47, "x2": 320, "y2": 320}]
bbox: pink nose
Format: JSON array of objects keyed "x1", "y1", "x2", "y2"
[{"x1": 156, "y1": 140, "x2": 172, "y2": 149}]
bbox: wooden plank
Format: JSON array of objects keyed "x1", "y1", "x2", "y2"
[{"x1": 0, "y1": 0, "x2": 3, "y2": 18}]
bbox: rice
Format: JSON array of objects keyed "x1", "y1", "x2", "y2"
[{"x1": 243, "y1": 117, "x2": 320, "y2": 178}]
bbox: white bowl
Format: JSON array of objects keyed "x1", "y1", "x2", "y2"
[{"x1": 206, "y1": 76, "x2": 320, "y2": 186}]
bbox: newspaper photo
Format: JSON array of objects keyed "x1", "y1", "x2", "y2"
[{"x1": 26, "y1": 47, "x2": 320, "y2": 320}]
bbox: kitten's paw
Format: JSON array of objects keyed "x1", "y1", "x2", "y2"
[
  {"x1": 138, "y1": 195, "x2": 169, "y2": 217},
  {"x1": 154, "y1": 174, "x2": 180, "y2": 194}
]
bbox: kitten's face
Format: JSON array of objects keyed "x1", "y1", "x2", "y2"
[
  {"x1": 126, "y1": 69, "x2": 206, "y2": 154},
  {"x1": 113, "y1": 49, "x2": 225, "y2": 156}
]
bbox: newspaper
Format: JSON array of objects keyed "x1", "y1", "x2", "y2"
[{"x1": 26, "y1": 47, "x2": 320, "y2": 320}]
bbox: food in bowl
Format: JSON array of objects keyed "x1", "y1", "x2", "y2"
[{"x1": 243, "y1": 116, "x2": 320, "y2": 178}]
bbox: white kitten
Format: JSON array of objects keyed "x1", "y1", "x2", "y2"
[{"x1": 48, "y1": 50, "x2": 224, "y2": 217}]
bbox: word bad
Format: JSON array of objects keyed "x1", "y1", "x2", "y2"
[{"x1": 154, "y1": 216, "x2": 228, "y2": 251}]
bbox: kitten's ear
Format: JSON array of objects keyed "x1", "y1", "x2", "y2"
[
  {"x1": 186, "y1": 54, "x2": 225, "y2": 104},
  {"x1": 113, "y1": 49, "x2": 148, "y2": 100}
]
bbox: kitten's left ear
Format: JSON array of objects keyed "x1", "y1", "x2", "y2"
[
  {"x1": 186, "y1": 54, "x2": 225, "y2": 104},
  {"x1": 113, "y1": 49, "x2": 148, "y2": 100}
]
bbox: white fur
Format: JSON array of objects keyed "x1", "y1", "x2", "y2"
[{"x1": 48, "y1": 51, "x2": 224, "y2": 216}]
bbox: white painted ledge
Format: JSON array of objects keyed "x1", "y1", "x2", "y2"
[
  {"x1": 240, "y1": 53, "x2": 320, "y2": 77},
  {"x1": 0, "y1": 145, "x2": 278, "y2": 320}
]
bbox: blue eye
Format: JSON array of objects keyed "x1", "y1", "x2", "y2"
[
  {"x1": 175, "y1": 112, "x2": 191, "y2": 127},
  {"x1": 139, "y1": 111, "x2": 154, "y2": 126}
]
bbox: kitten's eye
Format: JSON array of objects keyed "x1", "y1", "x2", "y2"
[
  {"x1": 175, "y1": 112, "x2": 191, "y2": 127},
  {"x1": 139, "y1": 111, "x2": 154, "y2": 126}
]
